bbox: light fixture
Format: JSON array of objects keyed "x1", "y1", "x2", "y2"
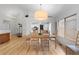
[
  {"x1": 4, "y1": 9, "x2": 21, "y2": 22},
  {"x1": 25, "y1": 15, "x2": 29, "y2": 17},
  {"x1": 34, "y1": 4, "x2": 48, "y2": 21}
]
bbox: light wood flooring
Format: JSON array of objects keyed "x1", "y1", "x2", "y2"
[{"x1": 0, "y1": 36, "x2": 65, "y2": 55}]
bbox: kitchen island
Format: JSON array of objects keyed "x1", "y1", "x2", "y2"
[{"x1": 0, "y1": 30, "x2": 10, "y2": 44}]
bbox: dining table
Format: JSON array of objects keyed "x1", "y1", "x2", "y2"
[{"x1": 26, "y1": 32, "x2": 57, "y2": 49}]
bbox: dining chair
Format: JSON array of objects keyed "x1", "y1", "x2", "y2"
[
  {"x1": 41, "y1": 39, "x2": 49, "y2": 51},
  {"x1": 30, "y1": 32, "x2": 39, "y2": 50},
  {"x1": 30, "y1": 38, "x2": 39, "y2": 50},
  {"x1": 26, "y1": 36, "x2": 30, "y2": 47},
  {"x1": 50, "y1": 33, "x2": 57, "y2": 49},
  {"x1": 41, "y1": 34, "x2": 49, "y2": 51}
]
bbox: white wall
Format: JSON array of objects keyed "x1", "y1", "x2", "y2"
[
  {"x1": 0, "y1": 11, "x2": 56, "y2": 36},
  {"x1": 0, "y1": 17, "x2": 9, "y2": 31},
  {"x1": 20, "y1": 16, "x2": 56, "y2": 35},
  {"x1": 0, "y1": 5, "x2": 57, "y2": 36},
  {"x1": 57, "y1": 5, "x2": 79, "y2": 31}
]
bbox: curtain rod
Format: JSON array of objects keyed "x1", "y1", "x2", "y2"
[{"x1": 64, "y1": 13, "x2": 77, "y2": 19}]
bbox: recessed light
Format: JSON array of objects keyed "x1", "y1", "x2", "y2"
[{"x1": 25, "y1": 15, "x2": 29, "y2": 17}]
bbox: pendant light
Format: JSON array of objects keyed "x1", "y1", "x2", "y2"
[{"x1": 34, "y1": 4, "x2": 48, "y2": 21}]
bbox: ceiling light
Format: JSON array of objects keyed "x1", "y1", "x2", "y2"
[{"x1": 34, "y1": 4, "x2": 48, "y2": 21}]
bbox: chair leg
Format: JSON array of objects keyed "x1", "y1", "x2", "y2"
[
  {"x1": 65, "y1": 46, "x2": 67, "y2": 55},
  {"x1": 55, "y1": 38, "x2": 57, "y2": 49},
  {"x1": 41, "y1": 40, "x2": 49, "y2": 51},
  {"x1": 46, "y1": 40, "x2": 49, "y2": 51},
  {"x1": 30, "y1": 40, "x2": 39, "y2": 49},
  {"x1": 26, "y1": 40, "x2": 30, "y2": 48}
]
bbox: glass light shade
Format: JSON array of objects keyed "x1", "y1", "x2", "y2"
[{"x1": 34, "y1": 9, "x2": 48, "y2": 20}]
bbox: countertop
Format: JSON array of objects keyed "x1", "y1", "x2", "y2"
[{"x1": 0, "y1": 30, "x2": 10, "y2": 34}]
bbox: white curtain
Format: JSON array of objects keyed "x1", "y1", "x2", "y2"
[
  {"x1": 65, "y1": 15, "x2": 77, "y2": 42},
  {"x1": 58, "y1": 19, "x2": 64, "y2": 37}
]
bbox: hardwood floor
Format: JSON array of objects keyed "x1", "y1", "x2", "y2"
[{"x1": 0, "y1": 36, "x2": 65, "y2": 55}]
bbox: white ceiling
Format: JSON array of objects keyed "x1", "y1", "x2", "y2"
[{"x1": 0, "y1": 4, "x2": 78, "y2": 18}]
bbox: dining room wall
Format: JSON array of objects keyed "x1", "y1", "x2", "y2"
[
  {"x1": 0, "y1": 4, "x2": 57, "y2": 36},
  {"x1": 56, "y1": 4, "x2": 79, "y2": 42},
  {"x1": 12, "y1": 4, "x2": 79, "y2": 36},
  {"x1": 20, "y1": 15, "x2": 57, "y2": 35},
  {"x1": 0, "y1": 11, "x2": 56, "y2": 36},
  {"x1": 4, "y1": 10, "x2": 56, "y2": 36},
  {"x1": 0, "y1": 15, "x2": 9, "y2": 31},
  {"x1": 57, "y1": 4, "x2": 79, "y2": 31}
]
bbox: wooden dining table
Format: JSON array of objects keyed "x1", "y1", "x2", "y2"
[{"x1": 27, "y1": 32, "x2": 57, "y2": 49}]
